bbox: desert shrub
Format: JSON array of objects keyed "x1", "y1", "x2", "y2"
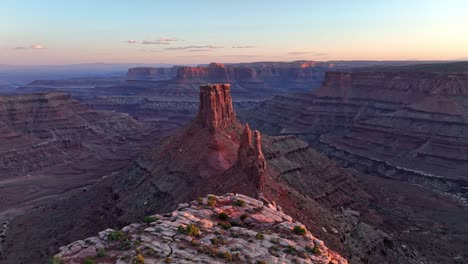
[
  {"x1": 218, "y1": 212, "x2": 229, "y2": 221},
  {"x1": 96, "y1": 248, "x2": 106, "y2": 257},
  {"x1": 257, "y1": 261, "x2": 267, "y2": 264},
  {"x1": 197, "y1": 196, "x2": 203, "y2": 204},
  {"x1": 233, "y1": 199, "x2": 245, "y2": 207},
  {"x1": 132, "y1": 254, "x2": 145, "y2": 264},
  {"x1": 108, "y1": 230, "x2": 125, "y2": 241},
  {"x1": 165, "y1": 257, "x2": 173, "y2": 263},
  {"x1": 143, "y1": 216, "x2": 157, "y2": 224},
  {"x1": 191, "y1": 239, "x2": 200, "y2": 246},
  {"x1": 285, "y1": 245, "x2": 297, "y2": 254},
  {"x1": 219, "y1": 222, "x2": 231, "y2": 230},
  {"x1": 255, "y1": 232, "x2": 264, "y2": 240},
  {"x1": 222, "y1": 252, "x2": 233, "y2": 261},
  {"x1": 207, "y1": 195, "x2": 217, "y2": 207},
  {"x1": 240, "y1": 213, "x2": 249, "y2": 221},
  {"x1": 49, "y1": 257, "x2": 64, "y2": 264},
  {"x1": 178, "y1": 224, "x2": 200, "y2": 237},
  {"x1": 293, "y1": 225, "x2": 307, "y2": 236},
  {"x1": 83, "y1": 258, "x2": 96, "y2": 264}
]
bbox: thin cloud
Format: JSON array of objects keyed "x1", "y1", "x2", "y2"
[
  {"x1": 232, "y1": 45, "x2": 256, "y2": 49},
  {"x1": 142, "y1": 40, "x2": 171, "y2": 45},
  {"x1": 288, "y1": 51, "x2": 316, "y2": 55},
  {"x1": 165, "y1": 45, "x2": 223, "y2": 50},
  {"x1": 157, "y1": 37, "x2": 183, "y2": 42},
  {"x1": 188, "y1": 49, "x2": 212, "y2": 52},
  {"x1": 126, "y1": 40, "x2": 138, "y2": 44},
  {"x1": 14, "y1": 45, "x2": 46, "y2": 50}
]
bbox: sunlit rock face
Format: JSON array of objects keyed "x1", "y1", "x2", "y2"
[{"x1": 196, "y1": 83, "x2": 236, "y2": 132}]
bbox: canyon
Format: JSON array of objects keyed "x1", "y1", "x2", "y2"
[
  {"x1": 3, "y1": 83, "x2": 456, "y2": 264},
  {"x1": 0, "y1": 61, "x2": 466, "y2": 264},
  {"x1": 243, "y1": 71, "x2": 468, "y2": 202}
]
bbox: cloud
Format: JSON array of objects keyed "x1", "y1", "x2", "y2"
[
  {"x1": 288, "y1": 51, "x2": 328, "y2": 57},
  {"x1": 188, "y1": 49, "x2": 213, "y2": 52},
  {"x1": 126, "y1": 40, "x2": 138, "y2": 44},
  {"x1": 142, "y1": 40, "x2": 171, "y2": 45},
  {"x1": 288, "y1": 51, "x2": 316, "y2": 55},
  {"x1": 157, "y1": 37, "x2": 183, "y2": 42},
  {"x1": 14, "y1": 45, "x2": 46, "y2": 50},
  {"x1": 165, "y1": 45, "x2": 223, "y2": 50},
  {"x1": 232, "y1": 45, "x2": 256, "y2": 49}
]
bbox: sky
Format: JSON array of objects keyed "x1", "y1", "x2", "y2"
[{"x1": 1, "y1": 0, "x2": 468, "y2": 65}]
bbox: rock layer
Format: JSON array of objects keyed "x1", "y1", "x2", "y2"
[
  {"x1": 55, "y1": 193, "x2": 347, "y2": 264},
  {"x1": 243, "y1": 71, "x2": 468, "y2": 202}
]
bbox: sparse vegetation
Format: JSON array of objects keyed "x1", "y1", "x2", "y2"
[
  {"x1": 197, "y1": 196, "x2": 203, "y2": 204},
  {"x1": 165, "y1": 257, "x2": 173, "y2": 263},
  {"x1": 191, "y1": 239, "x2": 200, "y2": 246},
  {"x1": 219, "y1": 212, "x2": 229, "y2": 221},
  {"x1": 305, "y1": 245, "x2": 321, "y2": 254},
  {"x1": 108, "y1": 230, "x2": 125, "y2": 241},
  {"x1": 257, "y1": 261, "x2": 267, "y2": 264},
  {"x1": 233, "y1": 199, "x2": 245, "y2": 207},
  {"x1": 96, "y1": 248, "x2": 106, "y2": 257},
  {"x1": 255, "y1": 232, "x2": 264, "y2": 240},
  {"x1": 285, "y1": 245, "x2": 297, "y2": 254},
  {"x1": 222, "y1": 252, "x2": 233, "y2": 261},
  {"x1": 219, "y1": 222, "x2": 232, "y2": 230},
  {"x1": 83, "y1": 258, "x2": 96, "y2": 264},
  {"x1": 132, "y1": 254, "x2": 145, "y2": 264},
  {"x1": 178, "y1": 224, "x2": 200, "y2": 237},
  {"x1": 49, "y1": 257, "x2": 64, "y2": 264},
  {"x1": 207, "y1": 195, "x2": 217, "y2": 207},
  {"x1": 240, "y1": 213, "x2": 249, "y2": 221},
  {"x1": 293, "y1": 225, "x2": 307, "y2": 236},
  {"x1": 143, "y1": 216, "x2": 157, "y2": 224}
]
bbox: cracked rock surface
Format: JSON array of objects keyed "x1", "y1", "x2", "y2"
[{"x1": 55, "y1": 193, "x2": 347, "y2": 264}]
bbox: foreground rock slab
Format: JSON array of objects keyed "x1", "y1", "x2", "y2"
[{"x1": 55, "y1": 194, "x2": 347, "y2": 264}]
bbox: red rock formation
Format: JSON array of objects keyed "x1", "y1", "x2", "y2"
[
  {"x1": 238, "y1": 123, "x2": 267, "y2": 191},
  {"x1": 196, "y1": 83, "x2": 236, "y2": 132}
]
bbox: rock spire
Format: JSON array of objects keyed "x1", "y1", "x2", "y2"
[
  {"x1": 196, "y1": 83, "x2": 236, "y2": 132},
  {"x1": 238, "y1": 123, "x2": 267, "y2": 191}
]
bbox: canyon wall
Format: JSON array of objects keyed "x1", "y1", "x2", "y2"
[{"x1": 243, "y1": 71, "x2": 468, "y2": 203}]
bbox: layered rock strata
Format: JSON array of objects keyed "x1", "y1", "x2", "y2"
[{"x1": 196, "y1": 84, "x2": 236, "y2": 132}]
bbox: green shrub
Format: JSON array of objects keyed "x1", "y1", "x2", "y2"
[
  {"x1": 143, "y1": 216, "x2": 157, "y2": 224},
  {"x1": 240, "y1": 213, "x2": 249, "y2": 221},
  {"x1": 49, "y1": 257, "x2": 64, "y2": 264},
  {"x1": 293, "y1": 225, "x2": 307, "y2": 236},
  {"x1": 96, "y1": 248, "x2": 106, "y2": 257},
  {"x1": 218, "y1": 212, "x2": 229, "y2": 221},
  {"x1": 219, "y1": 222, "x2": 231, "y2": 230},
  {"x1": 255, "y1": 232, "x2": 264, "y2": 240},
  {"x1": 83, "y1": 258, "x2": 96, "y2": 264},
  {"x1": 178, "y1": 224, "x2": 200, "y2": 237},
  {"x1": 223, "y1": 252, "x2": 233, "y2": 261},
  {"x1": 108, "y1": 230, "x2": 125, "y2": 241},
  {"x1": 207, "y1": 196, "x2": 217, "y2": 207},
  {"x1": 233, "y1": 199, "x2": 245, "y2": 207}
]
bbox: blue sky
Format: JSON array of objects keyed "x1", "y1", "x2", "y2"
[{"x1": 1, "y1": 0, "x2": 467, "y2": 64}]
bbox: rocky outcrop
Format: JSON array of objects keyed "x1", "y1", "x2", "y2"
[
  {"x1": 55, "y1": 193, "x2": 347, "y2": 264},
  {"x1": 238, "y1": 124, "x2": 267, "y2": 191},
  {"x1": 196, "y1": 83, "x2": 236, "y2": 132}
]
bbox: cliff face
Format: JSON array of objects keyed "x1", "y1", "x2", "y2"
[
  {"x1": 316, "y1": 71, "x2": 468, "y2": 104},
  {"x1": 244, "y1": 71, "x2": 468, "y2": 197},
  {"x1": 126, "y1": 67, "x2": 177, "y2": 81},
  {"x1": 196, "y1": 84, "x2": 236, "y2": 132},
  {"x1": 55, "y1": 193, "x2": 347, "y2": 264}
]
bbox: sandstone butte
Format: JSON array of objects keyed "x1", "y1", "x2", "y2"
[
  {"x1": 52, "y1": 84, "x2": 347, "y2": 263},
  {"x1": 54, "y1": 193, "x2": 347, "y2": 264}
]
